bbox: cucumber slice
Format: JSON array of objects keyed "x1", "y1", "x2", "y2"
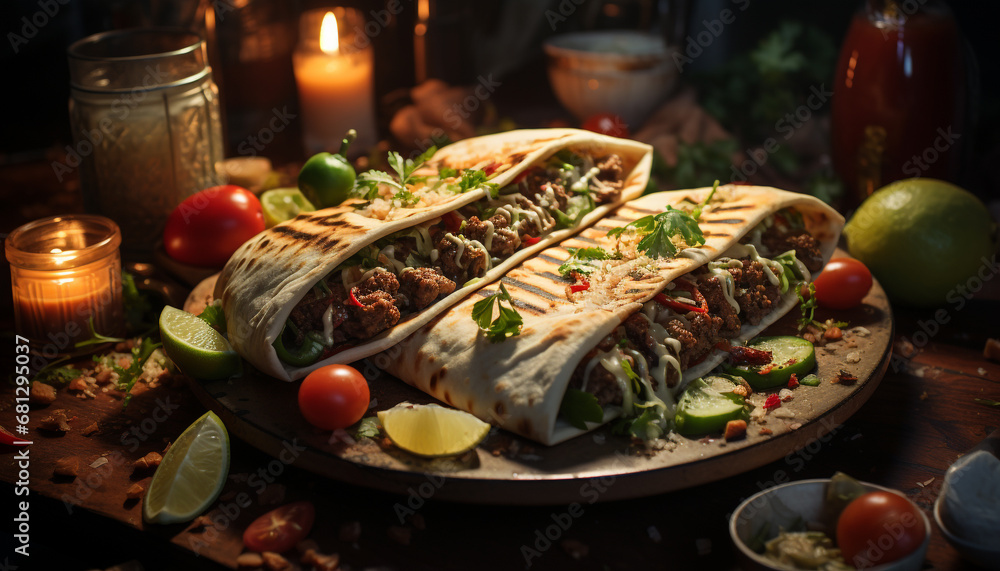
[
  {"x1": 725, "y1": 336, "x2": 817, "y2": 390},
  {"x1": 674, "y1": 375, "x2": 749, "y2": 435}
]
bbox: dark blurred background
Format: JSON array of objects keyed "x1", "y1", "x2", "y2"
[{"x1": 1, "y1": 0, "x2": 998, "y2": 217}]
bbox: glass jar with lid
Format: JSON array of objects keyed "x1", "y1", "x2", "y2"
[{"x1": 67, "y1": 28, "x2": 225, "y2": 260}]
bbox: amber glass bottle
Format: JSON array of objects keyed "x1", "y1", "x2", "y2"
[{"x1": 831, "y1": 0, "x2": 968, "y2": 207}]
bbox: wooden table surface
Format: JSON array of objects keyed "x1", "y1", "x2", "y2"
[{"x1": 2, "y1": 157, "x2": 999, "y2": 571}]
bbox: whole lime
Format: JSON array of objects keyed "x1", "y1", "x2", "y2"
[{"x1": 844, "y1": 178, "x2": 996, "y2": 307}]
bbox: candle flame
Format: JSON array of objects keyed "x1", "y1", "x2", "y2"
[{"x1": 320, "y1": 12, "x2": 339, "y2": 54}]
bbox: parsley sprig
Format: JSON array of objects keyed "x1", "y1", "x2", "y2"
[
  {"x1": 114, "y1": 338, "x2": 162, "y2": 407},
  {"x1": 456, "y1": 169, "x2": 499, "y2": 198},
  {"x1": 797, "y1": 283, "x2": 848, "y2": 333},
  {"x1": 471, "y1": 283, "x2": 523, "y2": 343},
  {"x1": 607, "y1": 181, "x2": 719, "y2": 259},
  {"x1": 557, "y1": 247, "x2": 620, "y2": 277},
  {"x1": 357, "y1": 147, "x2": 437, "y2": 203}
]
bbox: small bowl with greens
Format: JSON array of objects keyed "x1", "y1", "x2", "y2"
[{"x1": 729, "y1": 474, "x2": 930, "y2": 571}]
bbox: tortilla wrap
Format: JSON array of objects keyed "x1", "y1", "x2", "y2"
[
  {"x1": 378, "y1": 186, "x2": 844, "y2": 445},
  {"x1": 215, "y1": 129, "x2": 653, "y2": 381}
]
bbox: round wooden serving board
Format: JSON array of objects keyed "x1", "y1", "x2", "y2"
[{"x1": 188, "y1": 255, "x2": 893, "y2": 505}]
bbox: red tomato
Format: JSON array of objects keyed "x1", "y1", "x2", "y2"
[
  {"x1": 298, "y1": 364, "x2": 370, "y2": 430},
  {"x1": 242, "y1": 501, "x2": 315, "y2": 553},
  {"x1": 836, "y1": 491, "x2": 926, "y2": 568},
  {"x1": 163, "y1": 185, "x2": 265, "y2": 268},
  {"x1": 812, "y1": 258, "x2": 873, "y2": 309},
  {"x1": 581, "y1": 112, "x2": 630, "y2": 138}
]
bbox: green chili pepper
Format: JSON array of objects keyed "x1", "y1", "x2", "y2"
[
  {"x1": 298, "y1": 129, "x2": 358, "y2": 208},
  {"x1": 273, "y1": 324, "x2": 325, "y2": 367}
]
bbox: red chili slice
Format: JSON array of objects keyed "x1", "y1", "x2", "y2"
[
  {"x1": 348, "y1": 288, "x2": 364, "y2": 307},
  {"x1": 522, "y1": 236, "x2": 541, "y2": 246},
  {"x1": 570, "y1": 280, "x2": 590, "y2": 293},
  {"x1": 763, "y1": 394, "x2": 782, "y2": 410},
  {"x1": 653, "y1": 293, "x2": 707, "y2": 314},
  {"x1": 0, "y1": 425, "x2": 29, "y2": 446},
  {"x1": 483, "y1": 162, "x2": 499, "y2": 176},
  {"x1": 788, "y1": 374, "x2": 799, "y2": 389},
  {"x1": 442, "y1": 211, "x2": 463, "y2": 233},
  {"x1": 725, "y1": 345, "x2": 774, "y2": 366}
]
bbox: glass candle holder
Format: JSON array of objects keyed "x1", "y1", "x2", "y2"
[
  {"x1": 67, "y1": 28, "x2": 225, "y2": 260},
  {"x1": 293, "y1": 8, "x2": 377, "y2": 157},
  {"x1": 6, "y1": 215, "x2": 125, "y2": 353}
]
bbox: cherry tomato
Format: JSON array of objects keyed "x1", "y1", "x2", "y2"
[
  {"x1": 836, "y1": 491, "x2": 926, "y2": 568},
  {"x1": 812, "y1": 257, "x2": 873, "y2": 309},
  {"x1": 298, "y1": 364, "x2": 370, "y2": 430},
  {"x1": 581, "y1": 112, "x2": 630, "y2": 138},
  {"x1": 163, "y1": 185, "x2": 265, "y2": 268},
  {"x1": 242, "y1": 501, "x2": 315, "y2": 553}
]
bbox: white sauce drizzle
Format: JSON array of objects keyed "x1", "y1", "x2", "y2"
[
  {"x1": 482, "y1": 220, "x2": 495, "y2": 251},
  {"x1": 722, "y1": 243, "x2": 780, "y2": 286},
  {"x1": 321, "y1": 305, "x2": 335, "y2": 346},
  {"x1": 570, "y1": 166, "x2": 601, "y2": 193}
]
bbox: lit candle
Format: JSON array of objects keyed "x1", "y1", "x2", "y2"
[
  {"x1": 294, "y1": 8, "x2": 377, "y2": 157},
  {"x1": 6, "y1": 215, "x2": 124, "y2": 352}
]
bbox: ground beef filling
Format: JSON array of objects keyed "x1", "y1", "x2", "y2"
[
  {"x1": 286, "y1": 266, "x2": 458, "y2": 349},
  {"x1": 463, "y1": 215, "x2": 520, "y2": 258},
  {"x1": 398, "y1": 267, "x2": 457, "y2": 310},
  {"x1": 761, "y1": 226, "x2": 824, "y2": 273},
  {"x1": 571, "y1": 254, "x2": 787, "y2": 408}
]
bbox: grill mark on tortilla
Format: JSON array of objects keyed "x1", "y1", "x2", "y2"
[
  {"x1": 712, "y1": 204, "x2": 753, "y2": 212},
  {"x1": 537, "y1": 254, "x2": 565, "y2": 265},
  {"x1": 510, "y1": 298, "x2": 546, "y2": 315},
  {"x1": 591, "y1": 224, "x2": 616, "y2": 233},
  {"x1": 537, "y1": 271, "x2": 569, "y2": 284},
  {"x1": 572, "y1": 235, "x2": 601, "y2": 245},
  {"x1": 309, "y1": 216, "x2": 363, "y2": 230},
  {"x1": 270, "y1": 225, "x2": 319, "y2": 241},
  {"x1": 500, "y1": 276, "x2": 565, "y2": 304},
  {"x1": 703, "y1": 218, "x2": 746, "y2": 225}
]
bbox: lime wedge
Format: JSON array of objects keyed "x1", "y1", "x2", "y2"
[
  {"x1": 377, "y1": 403, "x2": 490, "y2": 457},
  {"x1": 159, "y1": 306, "x2": 241, "y2": 380},
  {"x1": 143, "y1": 411, "x2": 230, "y2": 524},
  {"x1": 260, "y1": 188, "x2": 316, "y2": 228}
]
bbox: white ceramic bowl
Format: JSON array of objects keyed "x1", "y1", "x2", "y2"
[
  {"x1": 933, "y1": 494, "x2": 1000, "y2": 570},
  {"x1": 729, "y1": 479, "x2": 931, "y2": 571},
  {"x1": 543, "y1": 31, "x2": 677, "y2": 130}
]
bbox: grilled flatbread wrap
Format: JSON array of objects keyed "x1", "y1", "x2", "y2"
[
  {"x1": 216, "y1": 129, "x2": 653, "y2": 381},
  {"x1": 379, "y1": 186, "x2": 844, "y2": 445}
]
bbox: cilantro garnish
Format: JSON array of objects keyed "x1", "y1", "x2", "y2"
[
  {"x1": 197, "y1": 301, "x2": 227, "y2": 331},
  {"x1": 607, "y1": 181, "x2": 719, "y2": 259},
  {"x1": 356, "y1": 147, "x2": 437, "y2": 204},
  {"x1": 559, "y1": 389, "x2": 604, "y2": 430},
  {"x1": 557, "y1": 247, "x2": 620, "y2": 276},
  {"x1": 456, "y1": 169, "x2": 499, "y2": 198},
  {"x1": 74, "y1": 316, "x2": 126, "y2": 349},
  {"x1": 33, "y1": 361, "x2": 82, "y2": 385},
  {"x1": 797, "y1": 282, "x2": 848, "y2": 332},
  {"x1": 471, "y1": 283, "x2": 523, "y2": 343},
  {"x1": 607, "y1": 207, "x2": 705, "y2": 259},
  {"x1": 115, "y1": 338, "x2": 162, "y2": 407}
]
